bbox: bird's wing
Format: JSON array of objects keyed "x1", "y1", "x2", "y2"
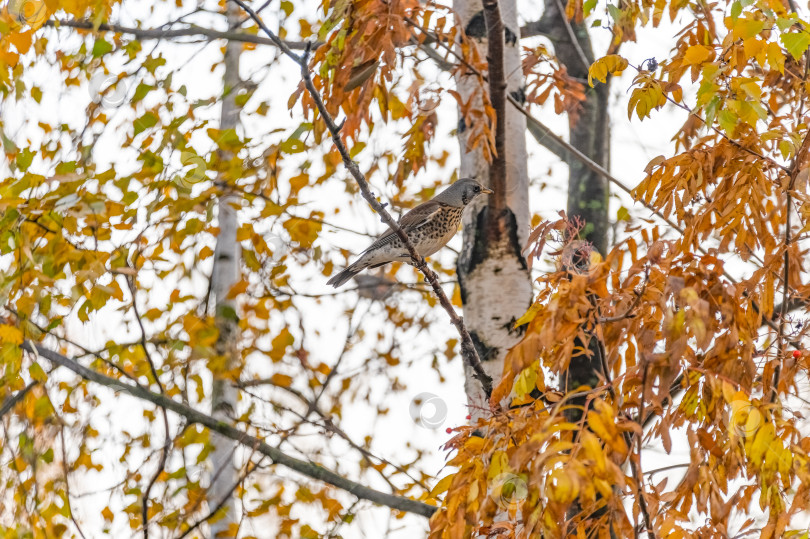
[{"x1": 364, "y1": 201, "x2": 444, "y2": 252}]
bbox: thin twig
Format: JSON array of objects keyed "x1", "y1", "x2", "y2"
[
  {"x1": 241, "y1": 376, "x2": 431, "y2": 492},
  {"x1": 653, "y1": 86, "x2": 790, "y2": 175},
  {"x1": 772, "y1": 131, "x2": 810, "y2": 400},
  {"x1": 20, "y1": 341, "x2": 438, "y2": 518},
  {"x1": 175, "y1": 456, "x2": 264, "y2": 539},
  {"x1": 60, "y1": 427, "x2": 89, "y2": 539},
  {"x1": 47, "y1": 19, "x2": 310, "y2": 50},
  {"x1": 230, "y1": 0, "x2": 492, "y2": 398},
  {"x1": 551, "y1": 0, "x2": 591, "y2": 71},
  {"x1": 632, "y1": 362, "x2": 656, "y2": 539},
  {"x1": 598, "y1": 266, "x2": 649, "y2": 324},
  {"x1": 127, "y1": 275, "x2": 172, "y2": 539},
  {"x1": 6, "y1": 307, "x2": 140, "y2": 384}
]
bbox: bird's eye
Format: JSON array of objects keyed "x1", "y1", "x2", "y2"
[{"x1": 474, "y1": 186, "x2": 480, "y2": 192}]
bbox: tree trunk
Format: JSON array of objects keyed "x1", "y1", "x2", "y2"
[
  {"x1": 453, "y1": 0, "x2": 533, "y2": 417},
  {"x1": 207, "y1": 3, "x2": 243, "y2": 536},
  {"x1": 534, "y1": 0, "x2": 610, "y2": 254},
  {"x1": 539, "y1": 1, "x2": 613, "y2": 533},
  {"x1": 528, "y1": 0, "x2": 612, "y2": 415}
]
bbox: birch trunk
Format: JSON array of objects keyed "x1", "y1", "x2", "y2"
[
  {"x1": 453, "y1": 0, "x2": 533, "y2": 417},
  {"x1": 206, "y1": 4, "x2": 243, "y2": 536}
]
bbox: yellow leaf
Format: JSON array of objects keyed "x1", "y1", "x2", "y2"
[
  {"x1": 270, "y1": 328, "x2": 294, "y2": 362},
  {"x1": 767, "y1": 42, "x2": 786, "y2": 73},
  {"x1": 285, "y1": 217, "x2": 321, "y2": 248},
  {"x1": 466, "y1": 479, "x2": 480, "y2": 504},
  {"x1": 488, "y1": 450, "x2": 509, "y2": 480},
  {"x1": 732, "y1": 17, "x2": 765, "y2": 40},
  {"x1": 748, "y1": 422, "x2": 774, "y2": 464},
  {"x1": 514, "y1": 301, "x2": 542, "y2": 327},
  {"x1": 101, "y1": 506, "x2": 114, "y2": 521},
  {"x1": 547, "y1": 468, "x2": 579, "y2": 504},
  {"x1": 0, "y1": 325, "x2": 23, "y2": 345},
  {"x1": 513, "y1": 363, "x2": 538, "y2": 401},
  {"x1": 588, "y1": 55, "x2": 629, "y2": 86},
  {"x1": 682, "y1": 44, "x2": 712, "y2": 65},
  {"x1": 430, "y1": 474, "x2": 454, "y2": 497},
  {"x1": 270, "y1": 373, "x2": 293, "y2": 387}
]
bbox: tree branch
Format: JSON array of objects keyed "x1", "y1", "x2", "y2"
[
  {"x1": 46, "y1": 19, "x2": 309, "y2": 49},
  {"x1": 0, "y1": 381, "x2": 38, "y2": 418},
  {"x1": 229, "y1": 0, "x2": 493, "y2": 399},
  {"x1": 47, "y1": 17, "x2": 545, "y2": 50},
  {"x1": 20, "y1": 340, "x2": 437, "y2": 519}
]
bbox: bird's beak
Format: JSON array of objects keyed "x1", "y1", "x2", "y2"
[{"x1": 481, "y1": 187, "x2": 494, "y2": 194}]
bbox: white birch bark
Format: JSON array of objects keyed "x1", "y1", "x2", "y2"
[
  {"x1": 206, "y1": 3, "x2": 243, "y2": 536},
  {"x1": 453, "y1": 0, "x2": 533, "y2": 417}
]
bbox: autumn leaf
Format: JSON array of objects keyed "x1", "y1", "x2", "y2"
[{"x1": 588, "y1": 55, "x2": 629, "y2": 86}]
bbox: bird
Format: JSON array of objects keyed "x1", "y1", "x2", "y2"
[{"x1": 327, "y1": 178, "x2": 493, "y2": 288}]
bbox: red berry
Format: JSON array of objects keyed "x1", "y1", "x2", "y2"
[
  {"x1": 793, "y1": 350, "x2": 801, "y2": 359},
  {"x1": 446, "y1": 428, "x2": 452, "y2": 434},
  {"x1": 466, "y1": 415, "x2": 472, "y2": 420}
]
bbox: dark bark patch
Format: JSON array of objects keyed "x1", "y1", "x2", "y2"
[
  {"x1": 470, "y1": 329, "x2": 499, "y2": 363},
  {"x1": 509, "y1": 87, "x2": 526, "y2": 105},
  {"x1": 458, "y1": 116, "x2": 467, "y2": 134},
  {"x1": 505, "y1": 26, "x2": 517, "y2": 46},
  {"x1": 465, "y1": 11, "x2": 487, "y2": 39},
  {"x1": 506, "y1": 315, "x2": 527, "y2": 337},
  {"x1": 457, "y1": 205, "x2": 528, "y2": 304}
]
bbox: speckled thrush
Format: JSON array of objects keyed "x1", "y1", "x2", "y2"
[{"x1": 327, "y1": 178, "x2": 493, "y2": 288}]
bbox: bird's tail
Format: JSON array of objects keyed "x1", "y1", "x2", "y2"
[{"x1": 326, "y1": 259, "x2": 367, "y2": 288}]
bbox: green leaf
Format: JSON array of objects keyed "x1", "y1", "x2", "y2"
[
  {"x1": 133, "y1": 112, "x2": 159, "y2": 136},
  {"x1": 776, "y1": 16, "x2": 798, "y2": 31},
  {"x1": 55, "y1": 161, "x2": 76, "y2": 174},
  {"x1": 29, "y1": 362, "x2": 47, "y2": 382},
  {"x1": 207, "y1": 128, "x2": 242, "y2": 150},
  {"x1": 280, "y1": 0, "x2": 294, "y2": 16},
  {"x1": 730, "y1": 1, "x2": 742, "y2": 21},
  {"x1": 781, "y1": 32, "x2": 810, "y2": 60},
  {"x1": 617, "y1": 206, "x2": 630, "y2": 221},
  {"x1": 132, "y1": 83, "x2": 153, "y2": 103},
  {"x1": 92, "y1": 38, "x2": 113, "y2": 57},
  {"x1": 143, "y1": 55, "x2": 167, "y2": 74},
  {"x1": 718, "y1": 109, "x2": 738, "y2": 136},
  {"x1": 16, "y1": 148, "x2": 35, "y2": 171}
]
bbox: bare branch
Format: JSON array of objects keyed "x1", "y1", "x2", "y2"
[
  {"x1": 0, "y1": 381, "x2": 37, "y2": 419},
  {"x1": 551, "y1": 0, "x2": 591, "y2": 71},
  {"x1": 20, "y1": 341, "x2": 438, "y2": 519},
  {"x1": 126, "y1": 275, "x2": 172, "y2": 539},
  {"x1": 176, "y1": 457, "x2": 264, "y2": 539},
  {"x1": 46, "y1": 19, "x2": 310, "y2": 50}
]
